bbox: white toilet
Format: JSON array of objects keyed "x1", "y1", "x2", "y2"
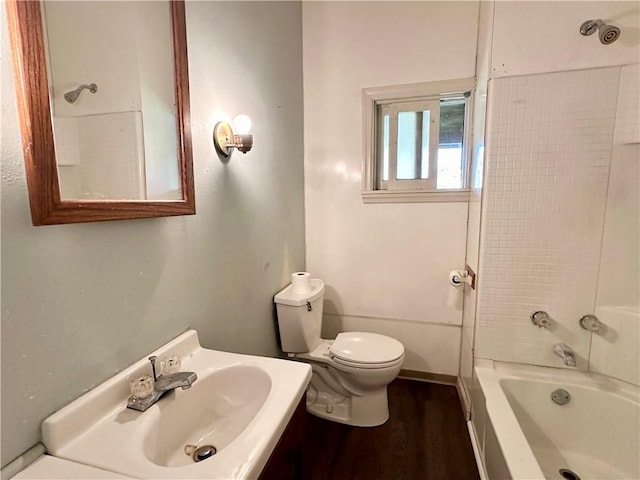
[{"x1": 274, "y1": 278, "x2": 404, "y2": 427}]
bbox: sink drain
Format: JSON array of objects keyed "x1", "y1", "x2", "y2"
[
  {"x1": 559, "y1": 468, "x2": 581, "y2": 480},
  {"x1": 185, "y1": 444, "x2": 217, "y2": 462}
]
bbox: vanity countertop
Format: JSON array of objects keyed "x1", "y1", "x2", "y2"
[{"x1": 11, "y1": 455, "x2": 133, "y2": 479}]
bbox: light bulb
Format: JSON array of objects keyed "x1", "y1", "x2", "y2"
[{"x1": 233, "y1": 114, "x2": 252, "y2": 135}]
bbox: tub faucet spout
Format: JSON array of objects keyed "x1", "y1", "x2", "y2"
[{"x1": 553, "y1": 343, "x2": 576, "y2": 367}]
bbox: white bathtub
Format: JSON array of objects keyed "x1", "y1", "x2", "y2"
[{"x1": 473, "y1": 362, "x2": 640, "y2": 480}]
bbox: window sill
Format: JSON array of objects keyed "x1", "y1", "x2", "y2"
[{"x1": 361, "y1": 189, "x2": 470, "y2": 204}]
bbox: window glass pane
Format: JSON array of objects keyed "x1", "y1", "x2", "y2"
[
  {"x1": 396, "y1": 111, "x2": 417, "y2": 179},
  {"x1": 420, "y1": 110, "x2": 430, "y2": 179},
  {"x1": 437, "y1": 145, "x2": 462, "y2": 188},
  {"x1": 437, "y1": 99, "x2": 465, "y2": 189},
  {"x1": 382, "y1": 114, "x2": 389, "y2": 182},
  {"x1": 372, "y1": 91, "x2": 470, "y2": 193}
]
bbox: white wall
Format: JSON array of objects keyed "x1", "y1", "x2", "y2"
[
  {"x1": 133, "y1": 2, "x2": 180, "y2": 200},
  {"x1": 591, "y1": 64, "x2": 640, "y2": 386},
  {"x1": 44, "y1": 1, "x2": 143, "y2": 117},
  {"x1": 1, "y1": 1, "x2": 304, "y2": 467},
  {"x1": 303, "y1": 1, "x2": 480, "y2": 376},
  {"x1": 596, "y1": 64, "x2": 640, "y2": 311},
  {"x1": 491, "y1": 1, "x2": 639, "y2": 78}
]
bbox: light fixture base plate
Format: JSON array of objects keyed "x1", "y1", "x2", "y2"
[{"x1": 213, "y1": 121, "x2": 234, "y2": 158}]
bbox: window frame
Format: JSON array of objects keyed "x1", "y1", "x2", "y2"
[
  {"x1": 379, "y1": 98, "x2": 441, "y2": 191},
  {"x1": 362, "y1": 78, "x2": 475, "y2": 204}
]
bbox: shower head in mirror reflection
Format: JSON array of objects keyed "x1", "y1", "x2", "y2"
[{"x1": 64, "y1": 83, "x2": 97, "y2": 104}]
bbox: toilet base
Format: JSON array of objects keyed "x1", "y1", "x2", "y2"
[{"x1": 305, "y1": 380, "x2": 390, "y2": 427}]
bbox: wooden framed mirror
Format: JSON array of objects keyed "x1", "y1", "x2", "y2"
[{"x1": 5, "y1": 0, "x2": 195, "y2": 225}]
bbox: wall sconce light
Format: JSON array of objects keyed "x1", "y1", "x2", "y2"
[{"x1": 213, "y1": 114, "x2": 253, "y2": 158}]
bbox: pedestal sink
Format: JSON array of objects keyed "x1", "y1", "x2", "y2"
[{"x1": 42, "y1": 330, "x2": 311, "y2": 479}]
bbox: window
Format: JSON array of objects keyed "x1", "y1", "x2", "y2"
[{"x1": 362, "y1": 78, "x2": 474, "y2": 203}]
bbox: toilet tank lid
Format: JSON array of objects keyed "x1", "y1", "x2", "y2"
[
  {"x1": 274, "y1": 279, "x2": 324, "y2": 306},
  {"x1": 330, "y1": 332, "x2": 404, "y2": 364}
]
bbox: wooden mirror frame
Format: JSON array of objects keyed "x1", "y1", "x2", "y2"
[{"x1": 5, "y1": 0, "x2": 195, "y2": 225}]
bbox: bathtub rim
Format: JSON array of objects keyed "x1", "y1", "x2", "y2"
[
  {"x1": 475, "y1": 361, "x2": 545, "y2": 480},
  {"x1": 474, "y1": 360, "x2": 640, "y2": 480}
]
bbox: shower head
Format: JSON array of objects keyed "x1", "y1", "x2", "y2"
[
  {"x1": 64, "y1": 83, "x2": 98, "y2": 104},
  {"x1": 580, "y1": 19, "x2": 621, "y2": 45},
  {"x1": 64, "y1": 89, "x2": 81, "y2": 104}
]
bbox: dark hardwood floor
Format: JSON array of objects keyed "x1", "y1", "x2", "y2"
[{"x1": 302, "y1": 378, "x2": 480, "y2": 480}]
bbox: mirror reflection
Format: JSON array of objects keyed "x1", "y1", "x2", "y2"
[{"x1": 42, "y1": 1, "x2": 181, "y2": 201}]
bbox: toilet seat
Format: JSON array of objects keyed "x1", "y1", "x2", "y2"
[
  {"x1": 330, "y1": 332, "x2": 404, "y2": 367},
  {"x1": 332, "y1": 354, "x2": 404, "y2": 370}
]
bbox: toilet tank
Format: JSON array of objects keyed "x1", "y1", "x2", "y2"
[{"x1": 274, "y1": 279, "x2": 324, "y2": 353}]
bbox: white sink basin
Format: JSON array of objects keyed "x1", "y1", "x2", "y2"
[
  {"x1": 42, "y1": 331, "x2": 311, "y2": 479},
  {"x1": 144, "y1": 364, "x2": 271, "y2": 467}
]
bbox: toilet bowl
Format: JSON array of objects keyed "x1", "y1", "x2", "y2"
[{"x1": 274, "y1": 278, "x2": 404, "y2": 427}]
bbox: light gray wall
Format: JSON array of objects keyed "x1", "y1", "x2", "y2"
[{"x1": 0, "y1": 1, "x2": 304, "y2": 467}]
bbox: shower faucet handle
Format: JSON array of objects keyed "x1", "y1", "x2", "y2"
[
  {"x1": 579, "y1": 314, "x2": 604, "y2": 334},
  {"x1": 530, "y1": 311, "x2": 552, "y2": 328}
]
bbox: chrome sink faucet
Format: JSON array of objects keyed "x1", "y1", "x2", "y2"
[
  {"x1": 127, "y1": 356, "x2": 197, "y2": 412},
  {"x1": 553, "y1": 343, "x2": 577, "y2": 367}
]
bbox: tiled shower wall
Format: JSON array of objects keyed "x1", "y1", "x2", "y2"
[
  {"x1": 476, "y1": 67, "x2": 621, "y2": 368},
  {"x1": 53, "y1": 112, "x2": 146, "y2": 199},
  {"x1": 77, "y1": 112, "x2": 145, "y2": 199}
]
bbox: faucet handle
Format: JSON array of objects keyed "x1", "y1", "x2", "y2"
[
  {"x1": 531, "y1": 311, "x2": 552, "y2": 328},
  {"x1": 579, "y1": 314, "x2": 604, "y2": 334},
  {"x1": 160, "y1": 355, "x2": 182, "y2": 375},
  {"x1": 130, "y1": 375, "x2": 154, "y2": 399}
]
